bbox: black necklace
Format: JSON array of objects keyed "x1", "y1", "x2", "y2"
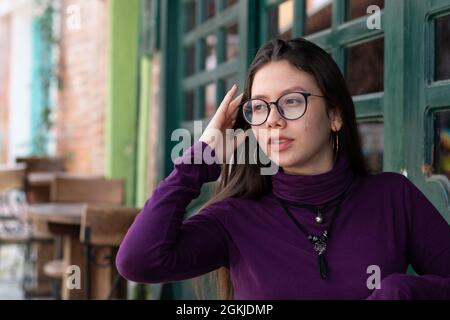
[
  {"x1": 276, "y1": 179, "x2": 353, "y2": 280},
  {"x1": 279, "y1": 188, "x2": 349, "y2": 225}
]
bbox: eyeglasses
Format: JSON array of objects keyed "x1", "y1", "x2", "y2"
[{"x1": 240, "y1": 91, "x2": 327, "y2": 126}]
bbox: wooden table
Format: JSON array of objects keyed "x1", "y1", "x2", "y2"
[
  {"x1": 27, "y1": 203, "x2": 123, "y2": 300},
  {"x1": 27, "y1": 172, "x2": 58, "y2": 187},
  {"x1": 27, "y1": 172, "x2": 105, "y2": 188}
]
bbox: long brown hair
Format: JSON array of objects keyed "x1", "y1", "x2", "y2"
[{"x1": 194, "y1": 38, "x2": 369, "y2": 300}]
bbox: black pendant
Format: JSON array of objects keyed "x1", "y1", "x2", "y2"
[
  {"x1": 318, "y1": 255, "x2": 328, "y2": 279},
  {"x1": 308, "y1": 230, "x2": 329, "y2": 279}
]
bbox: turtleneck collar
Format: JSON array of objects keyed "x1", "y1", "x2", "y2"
[{"x1": 270, "y1": 153, "x2": 356, "y2": 206}]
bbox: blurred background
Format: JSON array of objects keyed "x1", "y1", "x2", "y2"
[{"x1": 0, "y1": 0, "x2": 449, "y2": 300}]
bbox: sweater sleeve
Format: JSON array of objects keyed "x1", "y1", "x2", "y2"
[
  {"x1": 115, "y1": 141, "x2": 230, "y2": 284},
  {"x1": 367, "y1": 175, "x2": 450, "y2": 299}
]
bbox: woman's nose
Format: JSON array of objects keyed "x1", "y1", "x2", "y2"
[{"x1": 265, "y1": 103, "x2": 284, "y2": 127}]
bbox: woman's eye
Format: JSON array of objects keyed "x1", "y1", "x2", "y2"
[
  {"x1": 253, "y1": 104, "x2": 266, "y2": 112},
  {"x1": 285, "y1": 98, "x2": 301, "y2": 105}
]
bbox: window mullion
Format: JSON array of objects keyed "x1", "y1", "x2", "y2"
[{"x1": 293, "y1": 0, "x2": 305, "y2": 37}]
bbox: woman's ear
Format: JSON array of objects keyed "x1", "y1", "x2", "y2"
[{"x1": 330, "y1": 108, "x2": 343, "y2": 131}]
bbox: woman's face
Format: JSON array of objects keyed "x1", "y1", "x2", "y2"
[{"x1": 250, "y1": 60, "x2": 342, "y2": 175}]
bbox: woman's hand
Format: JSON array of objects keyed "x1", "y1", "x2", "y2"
[{"x1": 199, "y1": 84, "x2": 246, "y2": 163}]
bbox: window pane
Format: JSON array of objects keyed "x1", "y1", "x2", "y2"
[
  {"x1": 358, "y1": 121, "x2": 384, "y2": 174},
  {"x1": 305, "y1": 0, "x2": 332, "y2": 36},
  {"x1": 266, "y1": 0, "x2": 294, "y2": 40},
  {"x1": 184, "y1": 45, "x2": 195, "y2": 76},
  {"x1": 226, "y1": 0, "x2": 238, "y2": 8},
  {"x1": 184, "y1": 1, "x2": 196, "y2": 32},
  {"x1": 226, "y1": 23, "x2": 239, "y2": 61},
  {"x1": 435, "y1": 14, "x2": 450, "y2": 81},
  {"x1": 225, "y1": 74, "x2": 239, "y2": 91},
  {"x1": 205, "y1": 34, "x2": 217, "y2": 71},
  {"x1": 205, "y1": 83, "x2": 217, "y2": 117},
  {"x1": 346, "y1": 0, "x2": 384, "y2": 21},
  {"x1": 346, "y1": 37, "x2": 384, "y2": 96},
  {"x1": 433, "y1": 110, "x2": 450, "y2": 178},
  {"x1": 205, "y1": 0, "x2": 216, "y2": 20},
  {"x1": 205, "y1": 34, "x2": 217, "y2": 70},
  {"x1": 184, "y1": 91, "x2": 195, "y2": 121}
]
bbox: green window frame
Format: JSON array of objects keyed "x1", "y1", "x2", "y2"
[
  {"x1": 180, "y1": 0, "x2": 242, "y2": 213},
  {"x1": 407, "y1": 0, "x2": 450, "y2": 221},
  {"x1": 181, "y1": 0, "x2": 239, "y2": 121}
]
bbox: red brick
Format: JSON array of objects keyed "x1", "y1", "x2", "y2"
[{"x1": 56, "y1": 0, "x2": 108, "y2": 174}]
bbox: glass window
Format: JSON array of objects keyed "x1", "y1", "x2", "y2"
[
  {"x1": 305, "y1": 0, "x2": 332, "y2": 36},
  {"x1": 225, "y1": 74, "x2": 239, "y2": 91},
  {"x1": 435, "y1": 14, "x2": 450, "y2": 81},
  {"x1": 205, "y1": 0, "x2": 216, "y2": 20},
  {"x1": 184, "y1": 91, "x2": 195, "y2": 121},
  {"x1": 205, "y1": 83, "x2": 217, "y2": 117},
  {"x1": 185, "y1": 45, "x2": 195, "y2": 76},
  {"x1": 181, "y1": 0, "x2": 240, "y2": 123},
  {"x1": 358, "y1": 121, "x2": 384, "y2": 174},
  {"x1": 226, "y1": 23, "x2": 239, "y2": 61},
  {"x1": 346, "y1": 0, "x2": 384, "y2": 21},
  {"x1": 433, "y1": 110, "x2": 450, "y2": 178},
  {"x1": 266, "y1": 0, "x2": 294, "y2": 40},
  {"x1": 205, "y1": 34, "x2": 217, "y2": 71},
  {"x1": 226, "y1": 0, "x2": 238, "y2": 8},
  {"x1": 346, "y1": 37, "x2": 384, "y2": 96},
  {"x1": 184, "y1": 1, "x2": 196, "y2": 32}
]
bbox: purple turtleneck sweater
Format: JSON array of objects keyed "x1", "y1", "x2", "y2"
[{"x1": 116, "y1": 141, "x2": 450, "y2": 299}]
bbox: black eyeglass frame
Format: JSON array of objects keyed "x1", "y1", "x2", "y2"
[{"x1": 239, "y1": 91, "x2": 327, "y2": 126}]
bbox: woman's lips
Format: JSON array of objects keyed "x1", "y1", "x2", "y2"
[{"x1": 268, "y1": 139, "x2": 294, "y2": 152}]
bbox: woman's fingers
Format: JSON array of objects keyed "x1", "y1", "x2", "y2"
[
  {"x1": 200, "y1": 84, "x2": 242, "y2": 151},
  {"x1": 225, "y1": 92, "x2": 243, "y2": 119},
  {"x1": 218, "y1": 84, "x2": 238, "y2": 113},
  {"x1": 230, "y1": 92, "x2": 243, "y2": 106}
]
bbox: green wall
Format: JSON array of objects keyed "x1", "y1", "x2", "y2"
[
  {"x1": 136, "y1": 57, "x2": 151, "y2": 206},
  {"x1": 106, "y1": 0, "x2": 140, "y2": 205}
]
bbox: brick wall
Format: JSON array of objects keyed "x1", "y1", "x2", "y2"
[
  {"x1": 55, "y1": 0, "x2": 107, "y2": 174},
  {"x1": 0, "y1": 15, "x2": 10, "y2": 164}
]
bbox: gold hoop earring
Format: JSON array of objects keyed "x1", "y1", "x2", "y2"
[{"x1": 333, "y1": 130, "x2": 339, "y2": 162}]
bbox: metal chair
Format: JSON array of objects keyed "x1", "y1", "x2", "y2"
[
  {"x1": 0, "y1": 165, "x2": 28, "y2": 272},
  {"x1": 0, "y1": 164, "x2": 52, "y2": 295}
]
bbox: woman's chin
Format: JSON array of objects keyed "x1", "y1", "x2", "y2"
[{"x1": 268, "y1": 155, "x2": 296, "y2": 169}]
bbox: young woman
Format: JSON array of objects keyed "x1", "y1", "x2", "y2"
[{"x1": 116, "y1": 38, "x2": 450, "y2": 300}]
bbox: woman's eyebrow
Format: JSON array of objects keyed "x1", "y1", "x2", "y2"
[{"x1": 252, "y1": 86, "x2": 309, "y2": 100}]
